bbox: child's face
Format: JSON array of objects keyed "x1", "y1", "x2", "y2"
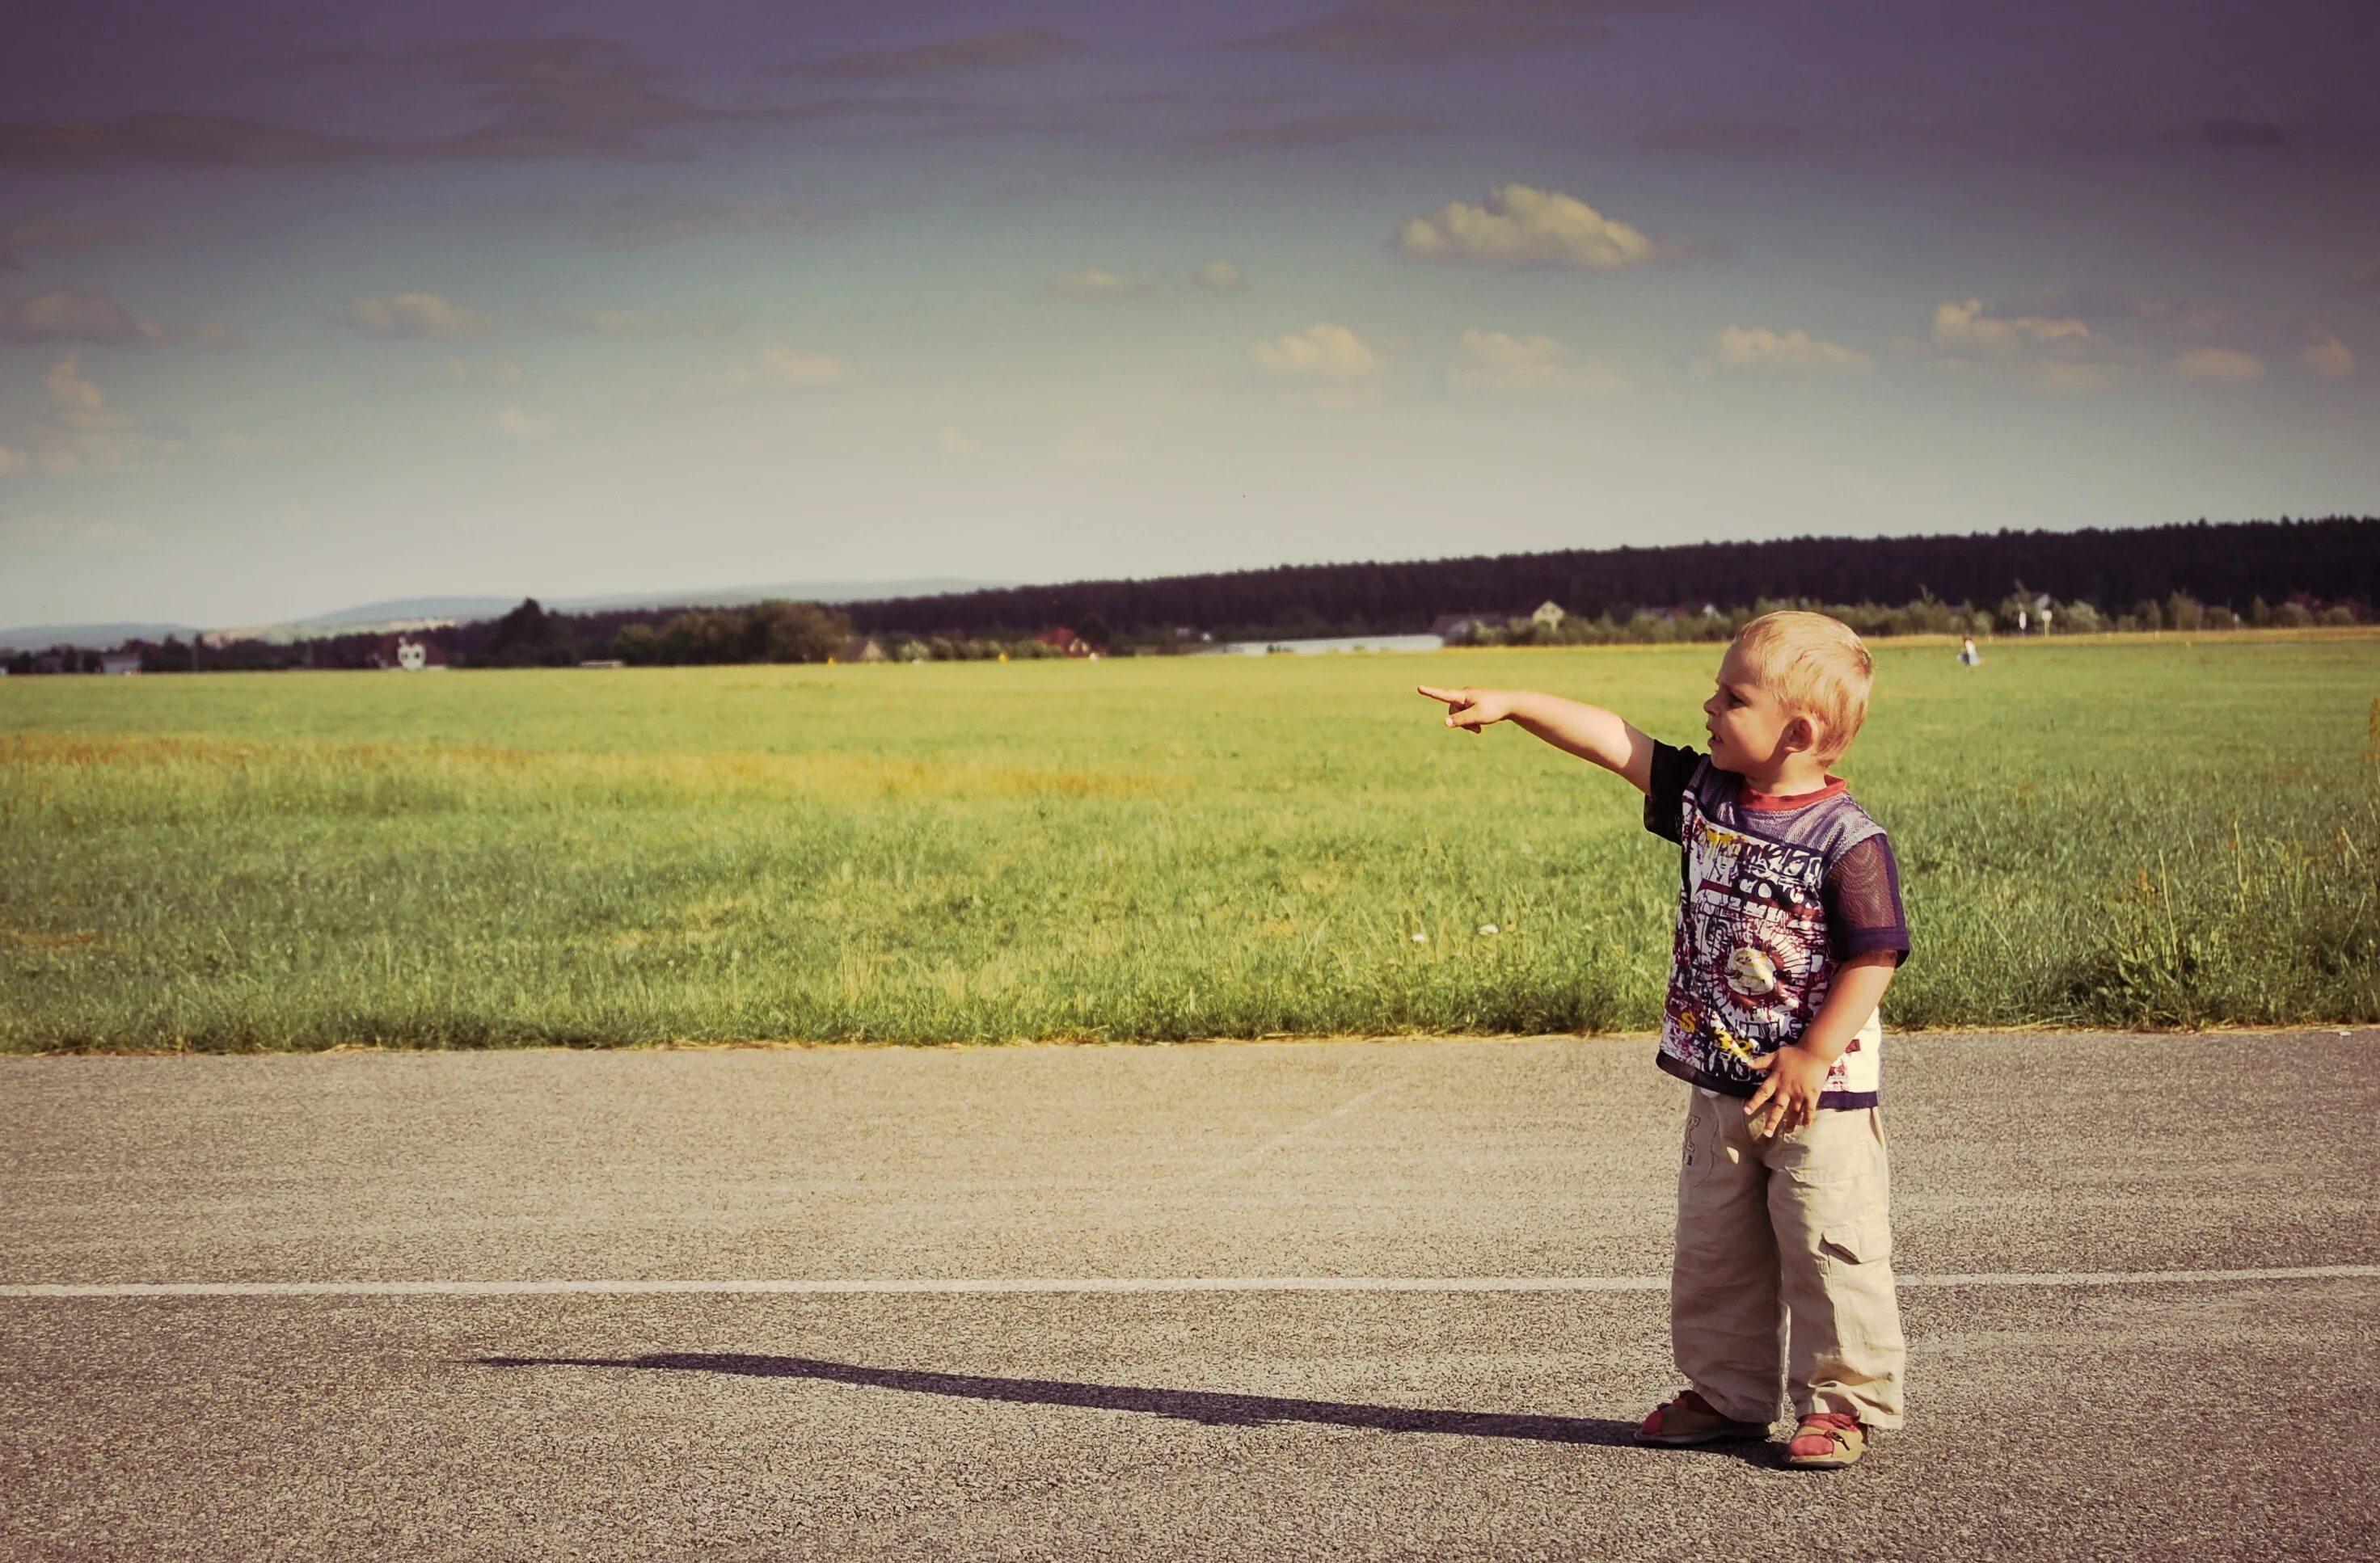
[{"x1": 1702, "y1": 640, "x2": 1815, "y2": 772}]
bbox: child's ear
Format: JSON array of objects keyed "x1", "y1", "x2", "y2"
[{"x1": 1782, "y1": 715, "x2": 1817, "y2": 756}]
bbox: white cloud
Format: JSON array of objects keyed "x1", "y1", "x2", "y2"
[
  {"x1": 2302, "y1": 334, "x2": 2356, "y2": 380},
  {"x1": 1251, "y1": 322, "x2": 1385, "y2": 407},
  {"x1": 1930, "y1": 298, "x2": 2090, "y2": 356},
  {"x1": 1193, "y1": 260, "x2": 1247, "y2": 292},
  {"x1": 445, "y1": 357, "x2": 525, "y2": 385},
  {"x1": 0, "y1": 288, "x2": 164, "y2": 345},
  {"x1": 1394, "y1": 184, "x2": 1659, "y2": 271},
  {"x1": 1448, "y1": 330, "x2": 1627, "y2": 396},
  {"x1": 703, "y1": 345, "x2": 855, "y2": 394},
  {"x1": 346, "y1": 293, "x2": 496, "y2": 339},
  {"x1": 23, "y1": 350, "x2": 171, "y2": 474},
  {"x1": 494, "y1": 406, "x2": 561, "y2": 439},
  {"x1": 1708, "y1": 325, "x2": 1873, "y2": 377},
  {"x1": 1049, "y1": 268, "x2": 1153, "y2": 301},
  {"x1": 937, "y1": 424, "x2": 981, "y2": 458},
  {"x1": 2171, "y1": 348, "x2": 2264, "y2": 385}
]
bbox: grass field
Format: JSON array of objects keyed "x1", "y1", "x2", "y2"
[{"x1": 3, "y1": 634, "x2": 2375, "y2": 1051}]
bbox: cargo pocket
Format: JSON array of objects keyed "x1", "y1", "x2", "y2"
[{"x1": 1817, "y1": 1214, "x2": 1893, "y2": 1269}]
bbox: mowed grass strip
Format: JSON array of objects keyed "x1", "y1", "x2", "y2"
[{"x1": 2, "y1": 638, "x2": 2374, "y2": 1051}]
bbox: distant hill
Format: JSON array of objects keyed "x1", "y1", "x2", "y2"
[
  {"x1": 3, "y1": 579, "x2": 1009, "y2": 652},
  {"x1": 0, "y1": 621, "x2": 201, "y2": 654}
]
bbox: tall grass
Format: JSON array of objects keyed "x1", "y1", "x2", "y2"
[{"x1": 2, "y1": 635, "x2": 2374, "y2": 1051}]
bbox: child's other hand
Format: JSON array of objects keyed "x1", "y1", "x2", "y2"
[
  {"x1": 1417, "y1": 685, "x2": 1515, "y2": 732},
  {"x1": 1744, "y1": 1044, "x2": 1830, "y2": 1138}
]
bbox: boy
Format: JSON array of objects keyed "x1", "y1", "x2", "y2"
[{"x1": 1417, "y1": 610, "x2": 1909, "y2": 1470}]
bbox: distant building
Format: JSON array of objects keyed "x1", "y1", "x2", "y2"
[
  {"x1": 369, "y1": 634, "x2": 448, "y2": 671},
  {"x1": 1035, "y1": 626, "x2": 1095, "y2": 657},
  {"x1": 1429, "y1": 613, "x2": 1507, "y2": 642},
  {"x1": 1531, "y1": 600, "x2": 1566, "y2": 631},
  {"x1": 833, "y1": 635, "x2": 888, "y2": 664},
  {"x1": 99, "y1": 651, "x2": 141, "y2": 676}
]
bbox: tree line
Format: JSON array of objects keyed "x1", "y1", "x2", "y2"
[
  {"x1": 7, "y1": 514, "x2": 2370, "y2": 673},
  {"x1": 836, "y1": 515, "x2": 2375, "y2": 642}
]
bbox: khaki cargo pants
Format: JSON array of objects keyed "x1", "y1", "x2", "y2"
[{"x1": 1671, "y1": 1086, "x2": 1906, "y2": 1430}]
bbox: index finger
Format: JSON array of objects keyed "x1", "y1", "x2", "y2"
[{"x1": 1416, "y1": 685, "x2": 1466, "y2": 706}]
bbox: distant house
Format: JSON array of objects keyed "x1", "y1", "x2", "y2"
[
  {"x1": 1429, "y1": 612, "x2": 1507, "y2": 642},
  {"x1": 833, "y1": 635, "x2": 888, "y2": 664},
  {"x1": 1531, "y1": 600, "x2": 1566, "y2": 631},
  {"x1": 1035, "y1": 626, "x2": 1095, "y2": 657},
  {"x1": 99, "y1": 651, "x2": 141, "y2": 676},
  {"x1": 369, "y1": 634, "x2": 448, "y2": 672}
]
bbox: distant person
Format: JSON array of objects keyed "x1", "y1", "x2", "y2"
[
  {"x1": 1959, "y1": 634, "x2": 1981, "y2": 667},
  {"x1": 1419, "y1": 611, "x2": 1909, "y2": 1470}
]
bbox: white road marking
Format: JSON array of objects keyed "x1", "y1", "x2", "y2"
[{"x1": 1, "y1": 1264, "x2": 2373, "y2": 1300}]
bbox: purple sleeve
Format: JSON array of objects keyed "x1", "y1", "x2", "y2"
[{"x1": 1824, "y1": 834, "x2": 1911, "y2": 966}]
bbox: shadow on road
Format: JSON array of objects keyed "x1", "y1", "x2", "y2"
[{"x1": 478, "y1": 1352, "x2": 1768, "y2": 1458}]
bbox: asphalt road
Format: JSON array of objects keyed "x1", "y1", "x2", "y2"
[{"x1": 3, "y1": 1029, "x2": 2377, "y2": 1561}]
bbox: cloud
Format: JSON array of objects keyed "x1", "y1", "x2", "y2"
[
  {"x1": 1188, "y1": 113, "x2": 1433, "y2": 152},
  {"x1": 495, "y1": 406, "x2": 562, "y2": 439},
  {"x1": 346, "y1": 293, "x2": 496, "y2": 339},
  {"x1": 0, "y1": 222, "x2": 122, "y2": 272},
  {"x1": 597, "y1": 196, "x2": 832, "y2": 247},
  {"x1": 1393, "y1": 184, "x2": 1662, "y2": 271},
  {"x1": 19, "y1": 350, "x2": 174, "y2": 475},
  {"x1": 0, "y1": 36, "x2": 829, "y2": 173},
  {"x1": 1448, "y1": 330, "x2": 1627, "y2": 396},
  {"x1": 1193, "y1": 261, "x2": 1247, "y2": 292},
  {"x1": 1989, "y1": 288, "x2": 2225, "y2": 339},
  {"x1": 1251, "y1": 322, "x2": 1385, "y2": 407},
  {"x1": 445, "y1": 357, "x2": 525, "y2": 385},
  {"x1": 2159, "y1": 119, "x2": 2288, "y2": 151},
  {"x1": 1706, "y1": 325, "x2": 1873, "y2": 377},
  {"x1": 1240, "y1": 1, "x2": 1698, "y2": 61},
  {"x1": 2171, "y1": 348, "x2": 2265, "y2": 385},
  {"x1": 1930, "y1": 297, "x2": 2090, "y2": 356},
  {"x1": 2301, "y1": 333, "x2": 2356, "y2": 380},
  {"x1": 1049, "y1": 268, "x2": 1153, "y2": 301},
  {"x1": 704, "y1": 345, "x2": 854, "y2": 394},
  {"x1": 791, "y1": 27, "x2": 1086, "y2": 79},
  {"x1": 0, "y1": 288, "x2": 163, "y2": 344}
]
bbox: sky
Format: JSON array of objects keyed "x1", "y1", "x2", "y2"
[{"x1": 2, "y1": 0, "x2": 2376, "y2": 630}]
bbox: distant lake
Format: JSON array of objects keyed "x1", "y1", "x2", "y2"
[{"x1": 1204, "y1": 634, "x2": 1447, "y2": 657}]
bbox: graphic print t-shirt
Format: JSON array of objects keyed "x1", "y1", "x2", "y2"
[{"x1": 1642, "y1": 741, "x2": 1911, "y2": 1109}]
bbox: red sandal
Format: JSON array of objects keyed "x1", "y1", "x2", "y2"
[{"x1": 1784, "y1": 1410, "x2": 1867, "y2": 1468}]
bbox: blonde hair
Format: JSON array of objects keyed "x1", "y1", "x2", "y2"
[{"x1": 1731, "y1": 611, "x2": 1872, "y2": 765}]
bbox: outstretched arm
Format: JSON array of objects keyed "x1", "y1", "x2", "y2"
[{"x1": 1416, "y1": 685, "x2": 1661, "y2": 794}]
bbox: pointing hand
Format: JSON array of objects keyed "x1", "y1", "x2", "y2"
[{"x1": 1417, "y1": 685, "x2": 1515, "y2": 733}]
